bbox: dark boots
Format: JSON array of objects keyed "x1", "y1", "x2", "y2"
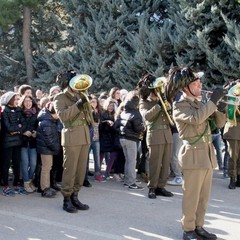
[
  {"x1": 70, "y1": 192, "x2": 89, "y2": 210},
  {"x1": 63, "y1": 197, "x2": 77, "y2": 213},
  {"x1": 50, "y1": 170, "x2": 61, "y2": 191},
  {"x1": 236, "y1": 175, "x2": 240, "y2": 187},
  {"x1": 228, "y1": 177, "x2": 236, "y2": 189}
]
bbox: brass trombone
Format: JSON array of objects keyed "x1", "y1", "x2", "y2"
[{"x1": 148, "y1": 77, "x2": 175, "y2": 126}]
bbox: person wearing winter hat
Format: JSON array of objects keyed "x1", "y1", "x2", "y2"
[
  {"x1": 53, "y1": 70, "x2": 94, "y2": 213},
  {"x1": 1, "y1": 91, "x2": 27, "y2": 196},
  {"x1": 166, "y1": 66, "x2": 227, "y2": 240},
  {"x1": 49, "y1": 85, "x2": 61, "y2": 97}
]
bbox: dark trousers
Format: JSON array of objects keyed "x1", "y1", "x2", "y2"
[{"x1": 2, "y1": 146, "x2": 21, "y2": 186}]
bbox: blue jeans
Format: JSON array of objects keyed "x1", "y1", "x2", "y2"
[
  {"x1": 170, "y1": 132, "x2": 183, "y2": 176},
  {"x1": 90, "y1": 141, "x2": 101, "y2": 175},
  {"x1": 21, "y1": 147, "x2": 37, "y2": 182},
  {"x1": 212, "y1": 133, "x2": 224, "y2": 169}
]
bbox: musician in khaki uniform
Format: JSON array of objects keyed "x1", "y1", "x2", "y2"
[
  {"x1": 166, "y1": 67, "x2": 227, "y2": 240},
  {"x1": 54, "y1": 70, "x2": 94, "y2": 213},
  {"x1": 223, "y1": 104, "x2": 240, "y2": 189},
  {"x1": 137, "y1": 74, "x2": 173, "y2": 199}
]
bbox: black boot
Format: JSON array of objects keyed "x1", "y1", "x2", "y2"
[
  {"x1": 50, "y1": 170, "x2": 61, "y2": 191},
  {"x1": 236, "y1": 175, "x2": 240, "y2": 187},
  {"x1": 63, "y1": 197, "x2": 77, "y2": 213},
  {"x1": 70, "y1": 192, "x2": 89, "y2": 210},
  {"x1": 228, "y1": 177, "x2": 236, "y2": 189},
  {"x1": 148, "y1": 188, "x2": 156, "y2": 199}
]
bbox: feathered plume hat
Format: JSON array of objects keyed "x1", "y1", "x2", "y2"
[
  {"x1": 165, "y1": 66, "x2": 204, "y2": 103},
  {"x1": 136, "y1": 73, "x2": 157, "y2": 100}
]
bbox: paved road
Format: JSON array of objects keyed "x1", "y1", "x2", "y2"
[{"x1": 0, "y1": 170, "x2": 239, "y2": 240}]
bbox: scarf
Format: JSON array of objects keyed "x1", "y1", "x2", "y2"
[{"x1": 23, "y1": 107, "x2": 37, "y2": 118}]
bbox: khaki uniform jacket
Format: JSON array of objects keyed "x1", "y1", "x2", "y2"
[
  {"x1": 54, "y1": 89, "x2": 90, "y2": 147},
  {"x1": 139, "y1": 98, "x2": 172, "y2": 145},
  {"x1": 173, "y1": 96, "x2": 226, "y2": 169},
  {"x1": 223, "y1": 121, "x2": 240, "y2": 140}
]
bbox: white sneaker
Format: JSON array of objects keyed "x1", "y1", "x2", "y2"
[
  {"x1": 24, "y1": 182, "x2": 34, "y2": 193},
  {"x1": 113, "y1": 174, "x2": 123, "y2": 182},
  {"x1": 167, "y1": 176, "x2": 183, "y2": 186}
]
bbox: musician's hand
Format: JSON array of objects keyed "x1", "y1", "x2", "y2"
[
  {"x1": 76, "y1": 95, "x2": 88, "y2": 109},
  {"x1": 217, "y1": 101, "x2": 227, "y2": 112},
  {"x1": 210, "y1": 88, "x2": 228, "y2": 105}
]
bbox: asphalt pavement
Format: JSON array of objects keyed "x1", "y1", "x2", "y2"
[{"x1": 0, "y1": 167, "x2": 239, "y2": 240}]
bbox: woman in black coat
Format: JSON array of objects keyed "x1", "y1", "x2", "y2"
[
  {"x1": 19, "y1": 95, "x2": 39, "y2": 193},
  {"x1": 99, "y1": 98, "x2": 119, "y2": 179},
  {"x1": 1, "y1": 91, "x2": 26, "y2": 196}
]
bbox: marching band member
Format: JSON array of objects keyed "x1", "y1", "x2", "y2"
[
  {"x1": 54, "y1": 70, "x2": 94, "y2": 213},
  {"x1": 137, "y1": 73, "x2": 173, "y2": 199},
  {"x1": 166, "y1": 66, "x2": 227, "y2": 240},
  {"x1": 223, "y1": 79, "x2": 240, "y2": 189}
]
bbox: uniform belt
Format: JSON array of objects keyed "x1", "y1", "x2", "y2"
[
  {"x1": 147, "y1": 124, "x2": 169, "y2": 130},
  {"x1": 64, "y1": 119, "x2": 88, "y2": 128},
  {"x1": 183, "y1": 135, "x2": 212, "y2": 145}
]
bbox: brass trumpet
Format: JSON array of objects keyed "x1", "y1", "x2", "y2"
[{"x1": 149, "y1": 77, "x2": 175, "y2": 126}]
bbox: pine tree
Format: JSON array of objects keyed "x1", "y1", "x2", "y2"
[
  {"x1": 0, "y1": 0, "x2": 67, "y2": 90},
  {"x1": 167, "y1": 0, "x2": 240, "y2": 88},
  {"x1": 37, "y1": 0, "x2": 171, "y2": 93}
]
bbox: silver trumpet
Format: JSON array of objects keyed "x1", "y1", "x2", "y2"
[{"x1": 201, "y1": 88, "x2": 240, "y2": 106}]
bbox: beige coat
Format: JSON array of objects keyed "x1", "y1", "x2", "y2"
[
  {"x1": 173, "y1": 96, "x2": 226, "y2": 169},
  {"x1": 139, "y1": 98, "x2": 172, "y2": 145},
  {"x1": 223, "y1": 121, "x2": 240, "y2": 140},
  {"x1": 53, "y1": 88, "x2": 91, "y2": 196},
  {"x1": 54, "y1": 89, "x2": 90, "y2": 146}
]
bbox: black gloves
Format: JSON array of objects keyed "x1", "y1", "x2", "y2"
[
  {"x1": 217, "y1": 101, "x2": 227, "y2": 112},
  {"x1": 76, "y1": 95, "x2": 88, "y2": 109},
  {"x1": 210, "y1": 88, "x2": 227, "y2": 105}
]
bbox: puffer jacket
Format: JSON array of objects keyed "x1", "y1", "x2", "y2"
[
  {"x1": 36, "y1": 108, "x2": 60, "y2": 155},
  {"x1": 118, "y1": 95, "x2": 145, "y2": 142},
  {"x1": 1, "y1": 106, "x2": 25, "y2": 148},
  {"x1": 21, "y1": 109, "x2": 39, "y2": 148}
]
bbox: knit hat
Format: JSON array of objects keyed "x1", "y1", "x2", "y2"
[
  {"x1": 49, "y1": 85, "x2": 61, "y2": 96},
  {"x1": 0, "y1": 91, "x2": 16, "y2": 106}
]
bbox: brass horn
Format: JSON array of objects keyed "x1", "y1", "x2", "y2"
[
  {"x1": 69, "y1": 74, "x2": 93, "y2": 91},
  {"x1": 148, "y1": 77, "x2": 175, "y2": 126}
]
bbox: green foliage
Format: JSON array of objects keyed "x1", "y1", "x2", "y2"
[
  {"x1": 35, "y1": 0, "x2": 171, "y2": 93},
  {"x1": 167, "y1": 0, "x2": 240, "y2": 88},
  {"x1": 21, "y1": 0, "x2": 45, "y2": 8},
  {"x1": 0, "y1": 0, "x2": 21, "y2": 30},
  {"x1": 2, "y1": 0, "x2": 240, "y2": 93}
]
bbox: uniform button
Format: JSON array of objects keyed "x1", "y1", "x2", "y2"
[{"x1": 194, "y1": 146, "x2": 197, "y2": 149}]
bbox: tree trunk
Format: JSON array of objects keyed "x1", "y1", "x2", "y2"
[{"x1": 22, "y1": 6, "x2": 34, "y2": 84}]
